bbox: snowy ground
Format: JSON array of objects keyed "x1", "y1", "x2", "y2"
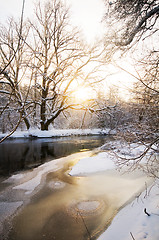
[
  {"x1": 69, "y1": 152, "x2": 115, "y2": 176},
  {"x1": 0, "y1": 128, "x2": 116, "y2": 139},
  {"x1": 69, "y1": 141, "x2": 159, "y2": 240},
  {"x1": 97, "y1": 181, "x2": 159, "y2": 240}
]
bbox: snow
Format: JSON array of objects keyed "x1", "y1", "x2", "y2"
[
  {"x1": 12, "y1": 159, "x2": 61, "y2": 194},
  {"x1": 77, "y1": 201, "x2": 100, "y2": 211},
  {"x1": 97, "y1": 182, "x2": 159, "y2": 240},
  {"x1": 6, "y1": 151, "x2": 92, "y2": 195},
  {"x1": 0, "y1": 128, "x2": 116, "y2": 139},
  {"x1": 0, "y1": 201, "x2": 23, "y2": 233},
  {"x1": 48, "y1": 180, "x2": 65, "y2": 189},
  {"x1": 69, "y1": 140, "x2": 159, "y2": 240},
  {"x1": 69, "y1": 152, "x2": 115, "y2": 176},
  {"x1": 69, "y1": 141, "x2": 156, "y2": 176},
  {"x1": 3, "y1": 173, "x2": 24, "y2": 182}
]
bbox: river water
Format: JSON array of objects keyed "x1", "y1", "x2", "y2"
[
  {"x1": 0, "y1": 136, "x2": 151, "y2": 240},
  {"x1": 0, "y1": 135, "x2": 109, "y2": 177}
]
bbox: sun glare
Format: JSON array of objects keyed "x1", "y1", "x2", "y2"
[{"x1": 73, "y1": 87, "x2": 93, "y2": 103}]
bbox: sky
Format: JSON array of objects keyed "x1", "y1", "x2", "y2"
[
  {"x1": 0, "y1": 0, "x2": 105, "y2": 43},
  {"x1": 68, "y1": 0, "x2": 105, "y2": 42},
  {"x1": 0, "y1": 0, "x2": 136, "y2": 101}
]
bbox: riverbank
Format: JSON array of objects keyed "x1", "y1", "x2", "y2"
[
  {"x1": 97, "y1": 180, "x2": 159, "y2": 240},
  {"x1": 0, "y1": 128, "x2": 116, "y2": 140},
  {"x1": 69, "y1": 141, "x2": 159, "y2": 240}
]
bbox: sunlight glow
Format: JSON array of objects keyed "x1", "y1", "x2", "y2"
[
  {"x1": 73, "y1": 87, "x2": 94, "y2": 103},
  {"x1": 68, "y1": 0, "x2": 105, "y2": 42},
  {"x1": 0, "y1": 0, "x2": 136, "y2": 102},
  {"x1": 103, "y1": 61, "x2": 137, "y2": 102}
]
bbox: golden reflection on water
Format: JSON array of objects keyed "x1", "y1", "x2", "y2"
[{"x1": 8, "y1": 152, "x2": 151, "y2": 240}]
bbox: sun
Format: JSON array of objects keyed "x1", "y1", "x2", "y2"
[{"x1": 73, "y1": 87, "x2": 94, "y2": 103}]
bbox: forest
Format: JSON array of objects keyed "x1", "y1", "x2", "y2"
[
  {"x1": 0, "y1": 1, "x2": 159, "y2": 240},
  {"x1": 0, "y1": 0, "x2": 158, "y2": 141}
]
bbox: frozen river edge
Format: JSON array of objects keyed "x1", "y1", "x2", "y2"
[{"x1": 69, "y1": 144, "x2": 159, "y2": 240}]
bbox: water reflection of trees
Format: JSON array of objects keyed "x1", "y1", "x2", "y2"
[
  {"x1": 0, "y1": 137, "x2": 107, "y2": 176},
  {"x1": 0, "y1": 142, "x2": 57, "y2": 175}
]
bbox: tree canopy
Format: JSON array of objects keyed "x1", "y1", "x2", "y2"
[{"x1": 105, "y1": 0, "x2": 159, "y2": 46}]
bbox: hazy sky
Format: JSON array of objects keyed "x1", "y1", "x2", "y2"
[
  {"x1": 0, "y1": 0, "x2": 105, "y2": 42},
  {"x1": 0, "y1": 0, "x2": 135, "y2": 100}
]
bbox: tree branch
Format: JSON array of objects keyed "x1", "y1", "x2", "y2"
[{"x1": 117, "y1": 5, "x2": 159, "y2": 46}]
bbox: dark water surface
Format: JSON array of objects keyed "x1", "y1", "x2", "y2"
[{"x1": 0, "y1": 135, "x2": 110, "y2": 177}]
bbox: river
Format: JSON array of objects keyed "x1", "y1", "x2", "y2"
[
  {"x1": 0, "y1": 135, "x2": 109, "y2": 177},
  {"x1": 0, "y1": 136, "x2": 151, "y2": 240}
]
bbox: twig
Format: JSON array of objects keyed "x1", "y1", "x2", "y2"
[
  {"x1": 144, "y1": 208, "x2": 151, "y2": 216},
  {"x1": 0, "y1": 108, "x2": 33, "y2": 143},
  {"x1": 130, "y1": 232, "x2": 136, "y2": 240},
  {"x1": 0, "y1": 0, "x2": 25, "y2": 75},
  {"x1": 0, "y1": 115, "x2": 22, "y2": 143}
]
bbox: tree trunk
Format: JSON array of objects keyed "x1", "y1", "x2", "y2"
[
  {"x1": 24, "y1": 117, "x2": 31, "y2": 130},
  {"x1": 41, "y1": 122, "x2": 49, "y2": 131},
  {"x1": 40, "y1": 85, "x2": 47, "y2": 130}
]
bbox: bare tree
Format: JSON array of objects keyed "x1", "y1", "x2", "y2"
[
  {"x1": 103, "y1": 0, "x2": 159, "y2": 177},
  {"x1": 0, "y1": 18, "x2": 32, "y2": 130},
  {"x1": 0, "y1": 0, "x2": 26, "y2": 76},
  {"x1": 27, "y1": 0, "x2": 104, "y2": 131},
  {"x1": 0, "y1": 0, "x2": 37, "y2": 139},
  {"x1": 104, "y1": 0, "x2": 159, "y2": 46},
  {"x1": 0, "y1": 0, "x2": 115, "y2": 136},
  {"x1": 133, "y1": 51, "x2": 159, "y2": 130}
]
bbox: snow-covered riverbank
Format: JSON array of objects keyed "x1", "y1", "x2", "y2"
[
  {"x1": 69, "y1": 141, "x2": 159, "y2": 240},
  {"x1": 0, "y1": 128, "x2": 116, "y2": 139},
  {"x1": 98, "y1": 181, "x2": 159, "y2": 240}
]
